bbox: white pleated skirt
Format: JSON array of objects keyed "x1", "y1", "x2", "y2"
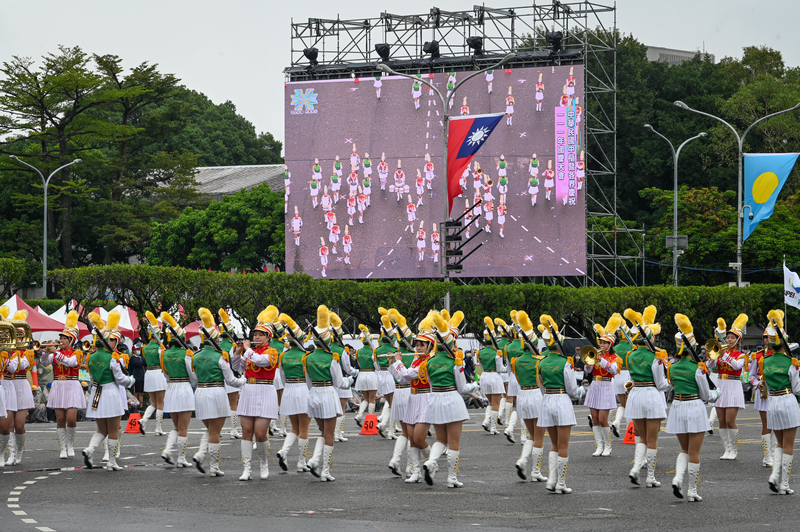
[
  {"x1": 1, "y1": 380, "x2": 17, "y2": 411},
  {"x1": 144, "y1": 369, "x2": 168, "y2": 392},
  {"x1": 377, "y1": 370, "x2": 396, "y2": 395},
  {"x1": 119, "y1": 384, "x2": 127, "y2": 411},
  {"x1": 195, "y1": 387, "x2": 231, "y2": 420},
  {"x1": 164, "y1": 381, "x2": 195, "y2": 412},
  {"x1": 238, "y1": 383, "x2": 279, "y2": 419},
  {"x1": 273, "y1": 371, "x2": 285, "y2": 391},
  {"x1": 47, "y1": 380, "x2": 87, "y2": 410},
  {"x1": 224, "y1": 382, "x2": 240, "y2": 394},
  {"x1": 85, "y1": 383, "x2": 125, "y2": 419},
  {"x1": 12, "y1": 378, "x2": 35, "y2": 409},
  {"x1": 767, "y1": 393, "x2": 800, "y2": 431},
  {"x1": 538, "y1": 393, "x2": 576, "y2": 427},
  {"x1": 517, "y1": 388, "x2": 542, "y2": 420},
  {"x1": 501, "y1": 372, "x2": 510, "y2": 383},
  {"x1": 625, "y1": 386, "x2": 667, "y2": 420},
  {"x1": 391, "y1": 387, "x2": 411, "y2": 421},
  {"x1": 426, "y1": 390, "x2": 469, "y2": 424},
  {"x1": 480, "y1": 372, "x2": 505, "y2": 395},
  {"x1": 714, "y1": 378, "x2": 745, "y2": 409},
  {"x1": 337, "y1": 383, "x2": 353, "y2": 398},
  {"x1": 307, "y1": 385, "x2": 343, "y2": 419},
  {"x1": 280, "y1": 382, "x2": 310, "y2": 416},
  {"x1": 612, "y1": 370, "x2": 630, "y2": 395},
  {"x1": 584, "y1": 380, "x2": 617, "y2": 410},
  {"x1": 665, "y1": 399, "x2": 711, "y2": 434},
  {"x1": 403, "y1": 392, "x2": 431, "y2": 425},
  {"x1": 506, "y1": 373, "x2": 520, "y2": 397},
  {"x1": 355, "y1": 371, "x2": 378, "y2": 391},
  {"x1": 753, "y1": 388, "x2": 769, "y2": 412}
]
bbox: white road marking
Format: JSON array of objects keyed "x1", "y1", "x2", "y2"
[
  {"x1": 439, "y1": 121, "x2": 443, "y2": 127},
  {"x1": 10, "y1": 492, "x2": 21, "y2": 495},
  {"x1": 13, "y1": 510, "x2": 27, "y2": 515},
  {"x1": 436, "y1": 110, "x2": 439, "y2": 116},
  {"x1": 397, "y1": 237, "x2": 403, "y2": 244},
  {"x1": 510, "y1": 215, "x2": 518, "y2": 222},
  {"x1": 8, "y1": 504, "x2": 20, "y2": 508},
  {"x1": 23, "y1": 481, "x2": 37, "y2": 485},
  {"x1": 8, "y1": 498, "x2": 19, "y2": 502},
  {"x1": 35, "y1": 476, "x2": 48, "y2": 480},
  {"x1": 377, "y1": 261, "x2": 384, "y2": 267},
  {"x1": 14, "y1": 486, "x2": 27, "y2": 490},
  {"x1": 366, "y1": 272, "x2": 373, "y2": 278},
  {"x1": 547, "y1": 247, "x2": 555, "y2": 253},
  {"x1": 36, "y1": 527, "x2": 56, "y2": 532},
  {"x1": 48, "y1": 472, "x2": 61, "y2": 475},
  {"x1": 520, "y1": 225, "x2": 529, "y2": 232},
  {"x1": 561, "y1": 257, "x2": 570, "y2": 264},
  {"x1": 427, "y1": 122, "x2": 430, "y2": 128},
  {"x1": 534, "y1": 236, "x2": 541, "y2": 242},
  {"x1": 22, "y1": 519, "x2": 37, "y2": 524},
  {"x1": 426, "y1": 132, "x2": 429, "y2": 138},
  {"x1": 575, "y1": 267, "x2": 586, "y2": 275},
  {"x1": 388, "y1": 249, "x2": 394, "y2": 255},
  {"x1": 427, "y1": 111, "x2": 430, "y2": 116}
]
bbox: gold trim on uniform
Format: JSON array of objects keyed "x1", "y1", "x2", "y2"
[
  {"x1": 545, "y1": 388, "x2": 566, "y2": 394},
  {"x1": 594, "y1": 376, "x2": 612, "y2": 382},
  {"x1": 633, "y1": 381, "x2": 655, "y2": 387},
  {"x1": 411, "y1": 387, "x2": 431, "y2": 394},
  {"x1": 246, "y1": 378, "x2": 274, "y2": 385},
  {"x1": 197, "y1": 381, "x2": 224, "y2": 388},
  {"x1": 674, "y1": 394, "x2": 700, "y2": 401},
  {"x1": 312, "y1": 380, "x2": 332, "y2": 387},
  {"x1": 769, "y1": 388, "x2": 791, "y2": 397},
  {"x1": 432, "y1": 385, "x2": 457, "y2": 392}
]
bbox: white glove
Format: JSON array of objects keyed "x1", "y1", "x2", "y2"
[
  {"x1": 574, "y1": 385, "x2": 586, "y2": 403},
  {"x1": 598, "y1": 357, "x2": 610, "y2": 370},
  {"x1": 351, "y1": 369, "x2": 360, "y2": 379},
  {"x1": 126, "y1": 376, "x2": 136, "y2": 389},
  {"x1": 708, "y1": 389, "x2": 720, "y2": 404}
]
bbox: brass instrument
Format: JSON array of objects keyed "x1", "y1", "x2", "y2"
[
  {"x1": 0, "y1": 321, "x2": 16, "y2": 351},
  {"x1": 579, "y1": 345, "x2": 598, "y2": 366},
  {"x1": 8, "y1": 319, "x2": 33, "y2": 350},
  {"x1": 758, "y1": 377, "x2": 768, "y2": 400},
  {"x1": 704, "y1": 338, "x2": 730, "y2": 360},
  {"x1": 624, "y1": 381, "x2": 634, "y2": 394}
]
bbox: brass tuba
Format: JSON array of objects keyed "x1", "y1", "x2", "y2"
[
  {"x1": 0, "y1": 321, "x2": 16, "y2": 351},
  {"x1": 580, "y1": 345, "x2": 598, "y2": 367},
  {"x1": 704, "y1": 338, "x2": 728, "y2": 360},
  {"x1": 624, "y1": 380, "x2": 634, "y2": 394},
  {"x1": 9, "y1": 319, "x2": 33, "y2": 350}
]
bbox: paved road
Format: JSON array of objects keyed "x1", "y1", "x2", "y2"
[
  {"x1": 1, "y1": 404, "x2": 793, "y2": 532},
  {"x1": 284, "y1": 66, "x2": 586, "y2": 279}
]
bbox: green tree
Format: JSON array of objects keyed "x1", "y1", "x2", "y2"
[{"x1": 146, "y1": 183, "x2": 285, "y2": 271}]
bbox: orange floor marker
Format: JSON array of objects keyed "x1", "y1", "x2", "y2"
[
  {"x1": 622, "y1": 421, "x2": 636, "y2": 444},
  {"x1": 125, "y1": 413, "x2": 143, "y2": 434},
  {"x1": 360, "y1": 413, "x2": 379, "y2": 435}
]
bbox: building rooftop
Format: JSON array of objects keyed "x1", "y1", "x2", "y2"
[
  {"x1": 646, "y1": 46, "x2": 715, "y2": 65},
  {"x1": 194, "y1": 164, "x2": 285, "y2": 199}
]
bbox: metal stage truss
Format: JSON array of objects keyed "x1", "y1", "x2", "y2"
[{"x1": 286, "y1": 2, "x2": 644, "y2": 287}]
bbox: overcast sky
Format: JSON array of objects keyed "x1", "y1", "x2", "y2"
[{"x1": 1, "y1": 1, "x2": 796, "y2": 150}]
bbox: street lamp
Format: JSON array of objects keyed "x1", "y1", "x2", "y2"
[
  {"x1": 9, "y1": 155, "x2": 82, "y2": 297},
  {"x1": 643, "y1": 125, "x2": 706, "y2": 286},
  {"x1": 674, "y1": 100, "x2": 800, "y2": 286},
  {"x1": 377, "y1": 53, "x2": 516, "y2": 310}
]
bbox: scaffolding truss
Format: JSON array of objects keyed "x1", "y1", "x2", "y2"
[{"x1": 287, "y1": 2, "x2": 644, "y2": 287}]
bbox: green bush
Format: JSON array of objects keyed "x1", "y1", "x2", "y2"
[{"x1": 49, "y1": 265, "x2": 791, "y2": 342}]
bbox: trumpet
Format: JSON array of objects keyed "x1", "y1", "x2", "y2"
[
  {"x1": 758, "y1": 377, "x2": 768, "y2": 400},
  {"x1": 579, "y1": 345, "x2": 598, "y2": 366},
  {"x1": 624, "y1": 381, "x2": 634, "y2": 394},
  {"x1": 704, "y1": 339, "x2": 730, "y2": 360}
]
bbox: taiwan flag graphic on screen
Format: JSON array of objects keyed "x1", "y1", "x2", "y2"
[{"x1": 446, "y1": 113, "x2": 505, "y2": 215}]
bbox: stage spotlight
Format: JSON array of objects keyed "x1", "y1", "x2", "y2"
[
  {"x1": 545, "y1": 31, "x2": 563, "y2": 54},
  {"x1": 423, "y1": 40, "x2": 440, "y2": 59},
  {"x1": 467, "y1": 36, "x2": 483, "y2": 55},
  {"x1": 303, "y1": 47, "x2": 319, "y2": 66},
  {"x1": 375, "y1": 43, "x2": 391, "y2": 61}
]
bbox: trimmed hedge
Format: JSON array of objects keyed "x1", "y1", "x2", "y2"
[{"x1": 49, "y1": 265, "x2": 789, "y2": 342}]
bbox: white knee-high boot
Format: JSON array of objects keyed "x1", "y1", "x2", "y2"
[
  {"x1": 405, "y1": 447, "x2": 421, "y2": 483},
  {"x1": 258, "y1": 440, "x2": 270, "y2": 480},
  {"x1": 482, "y1": 405, "x2": 492, "y2": 430},
  {"x1": 489, "y1": 410, "x2": 499, "y2": 435},
  {"x1": 320, "y1": 445, "x2": 335, "y2": 481},
  {"x1": 162, "y1": 430, "x2": 178, "y2": 464},
  {"x1": 516, "y1": 439, "x2": 534, "y2": 479},
  {"x1": 505, "y1": 409, "x2": 518, "y2": 443},
  {"x1": 555, "y1": 456, "x2": 571, "y2": 494},
  {"x1": 193, "y1": 431, "x2": 210, "y2": 473},
  {"x1": 423, "y1": 441, "x2": 446, "y2": 485},
  {"x1": 591, "y1": 426, "x2": 603, "y2": 457},
  {"x1": 601, "y1": 426, "x2": 612, "y2": 456},
  {"x1": 629, "y1": 442, "x2": 647, "y2": 485},
  {"x1": 498, "y1": 397, "x2": 507, "y2": 426},
  {"x1": 66, "y1": 426, "x2": 76, "y2": 457},
  {"x1": 239, "y1": 440, "x2": 252, "y2": 481},
  {"x1": 296, "y1": 438, "x2": 310, "y2": 472},
  {"x1": 140, "y1": 405, "x2": 156, "y2": 432},
  {"x1": 208, "y1": 442, "x2": 224, "y2": 477},
  {"x1": 278, "y1": 432, "x2": 297, "y2": 471},
  {"x1": 672, "y1": 452, "x2": 689, "y2": 499},
  {"x1": 545, "y1": 451, "x2": 559, "y2": 491},
  {"x1": 531, "y1": 446, "x2": 547, "y2": 481},
  {"x1": 769, "y1": 447, "x2": 784, "y2": 492},
  {"x1": 57, "y1": 427, "x2": 68, "y2": 459},
  {"x1": 176, "y1": 435, "x2": 191, "y2": 467},
  {"x1": 446, "y1": 449, "x2": 463, "y2": 488},
  {"x1": 762, "y1": 433, "x2": 773, "y2": 467},
  {"x1": 388, "y1": 435, "x2": 407, "y2": 476},
  {"x1": 82, "y1": 432, "x2": 105, "y2": 469},
  {"x1": 105, "y1": 439, "x2": 122, "y2": 471},
  {"x1": 0, "y1": 434, "x2": 7, "y2": 468},
  {"x1": 308, "y1": 437, "x2": 325, "y2": 478},
  {"x1": 645, "y1": 448, "x2": 660, "y2": 487},
  {"x1": 779, "y1": 453, "x2": 794, "y2": 495},
  {"x1": 687, "y1": 462, "x2": 702, "y2": 501}
]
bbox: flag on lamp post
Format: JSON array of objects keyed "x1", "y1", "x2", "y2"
[
  {"x1": 743, "y1": 153, "x2": 799, "y2": 241},
  {"x1": 446, "y1": 113, "x2": 505, "y2": 215},
  {"x1": 784, "y1": 261, "x2": 800, "y2": 309}
]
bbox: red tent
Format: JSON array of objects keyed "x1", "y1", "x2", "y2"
[{"x1": 1, "y1": 294, "x2": 86, "y2": 336}]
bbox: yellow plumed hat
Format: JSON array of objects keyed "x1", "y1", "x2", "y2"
[
  {"x1": 13, "y1": 309, "x2": 27, "y2": 321},
  {"x1": 254, "y1": 307, "x2": 277, "y2": 335},
  {"x1": 517, "y1": 311, "x2": 535, "y2": 336},
  {"x1": 448, "y1": 310, "x2": 464, "y2": 338},
  {"x1": 416, "y1": 310, "x2": 439, "y2": 345},
  {"x1": 160, "y1": 311, "x2": 184, "y2": 337},
  {"x1": 674, "y1": 313, "x2": 697, "y2": 348},
  {"x1": 766, "y1": 309, "x2": 787, "y2": 347},
  {"x1": 106, "y1": 311, "x2": 123, "y2": 341},
  {"x1": 61, "y1": 310, "x2": 80, "y2": 342},
  {"x1": 728, "y1": 313, "x2": 748, "y2": 341},
  {"x1": 314, "y1": 305, "x2": 332, "y2": 342},
  {"x1": 198, "y1": 308, "x2": 220, "y2": 340},
  {"x1": 279, "y1": 312, "x2": 303, "y2": 340},
  {"x1": 0, "y1": 305, "x2": 9, "y2": 319}
]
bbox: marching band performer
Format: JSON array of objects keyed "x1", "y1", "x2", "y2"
[
  {"x1": 537, "y1": 315, "x2": 584, "y2": 494},
  {"x1": 140, "y1": 312, "x2": 167, "y2": 436},
  {"x1": 431, "y1": 224, "x2": 440, "y2": 264},
  {"x1": 0, "y1": 308, "x2": 18, "y2": 465},
  {"x1": 502, "y1": 311, "x2": 523, "y2": 442},
  {"x1": 424, "y1": 154, "x2": 434, "y2": 191},
  {"x1": 394, "y1": 161, "x2": 406, "y2": 203},
  {"x1": 505, "y1": 86, "x2": 515, "y2": 126},
  {"x1": 343, "y1": 227, "x2": 353, "y2": 265},
  {"x1": 707, "y1": 314, "x2": 748, "y2": 460},
  {"x1": 510, "y1": 311, "x2": 548, "y2": 482},
  {"x1": 5, "y1": 311, "x2": 35, "y2": 465},
  {"x1": 422, "y1": 310, "x2": 479, "y2": 488},
  {"x1": 670, "y1": 314, "x2": 718, "y2": 501},
  {"x1": 584, "y1": 315, "x2": 623, "y2": 457},
  {"x1": 331, "y1": 170, "x2": 341, "y2": 203},
  {"x1": 376, "y1": 310, "x2": 404, "y2": 438},
  {"x1": 320, "y1": 238, "x2": 329, "y2": 278},
  {"x1": 386, "y1": 314, "x2": 416, "y2": 474},
  {"x1": 234, "y1": 306, "x2": 280, "y2": 481},
  {"x1": 40, "y1": 310, "x2": 86, "y2": 459},
  {"x1": 292, "y1": 207, "x2": 303, "y2": 247},
  {"x1": 460, "y1": 96, "x2": 469, "y2": 116},
  {"x1": 357, "y1": 187, "x2": 367, "y2": 223},
  {"x1": 303, "y1": 305, "x2": 358, "y2": 481},
  {"x1": 763, "y1": 310, "x2": 800, "y2": 495},
  {"x1": 378, "y1": 153, "x2": 389, "y2": 191},
  {"x1": 611, "y1": 313, "x2": 633, "y2": 437},
  {"x1": 416, "y1": 222, "x2": 426, "y2": 262},
  {"x1": 535, "y1": 73, "x2": 544, "y2": 112},
  {"x1": 406, "y1": 195, "x2": 417, "y2": 233},
  {"x1": 750, "y1": 331, "x2": 776, "y2": 467},
  {"x1": 389, "y1": 311, "x2": 437, "y2": 483},
  {"x1": 268, "y1": 317, "x2": 288, "y2": 438},
  {"x1": 485, "y1": 69, "x2": 493, "y2": 93},
  {"x1": 157, "y1": 312, "x2": 194, "y2": 468},
  {"x1": 623, "y1": 306, "x2": 669, "y2": 487},
  {"x1": 415, "y1": 170, "x2": 425, "y2": 206},
  {"x1": 329, "y1": 312, "x2": 356, "y2": 442},
  {"x1": 188, "y1": 308, "x2": 245, "y2": 477},
  {"x1": 276, "y1": 313, "x2": 312, "y2": 473},
  {"x1": 354, "y1": 323, "x2": 380, "y2": 426},
  {"x1": 493, "y1": 318, "x2": 515, "y2": 431},
  {"x1": 82, "y1": 311, "x2": 136, "y2": 471},
  {"x1": 479, "y1": 317, "x2": 507, "y2": 435},
  {"x1": 350, "y1": 144, "x2": 360, "y2": 173},
  {"x1": 543, "y1": 160, "x2": 555, "y2": 201}
]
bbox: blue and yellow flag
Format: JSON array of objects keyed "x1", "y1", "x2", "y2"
[{"x1": 743, "y1": 153, "x2": 799, "y2": 241}]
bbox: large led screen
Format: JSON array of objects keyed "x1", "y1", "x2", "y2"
[{"x1": 284, "y1": 64, "x2": 586, "y2": 279}]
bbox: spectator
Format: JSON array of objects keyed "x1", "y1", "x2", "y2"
[
  {"x1": 463, "y1": 350, "x2": 476, "y2": 383},
  {"x1": 128, "y1": 341, "x2": 146, "y2": 412}
]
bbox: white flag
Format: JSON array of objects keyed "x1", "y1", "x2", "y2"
[{"x1": 784, "y1": 262, "x2": 800, "y2": 309}]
